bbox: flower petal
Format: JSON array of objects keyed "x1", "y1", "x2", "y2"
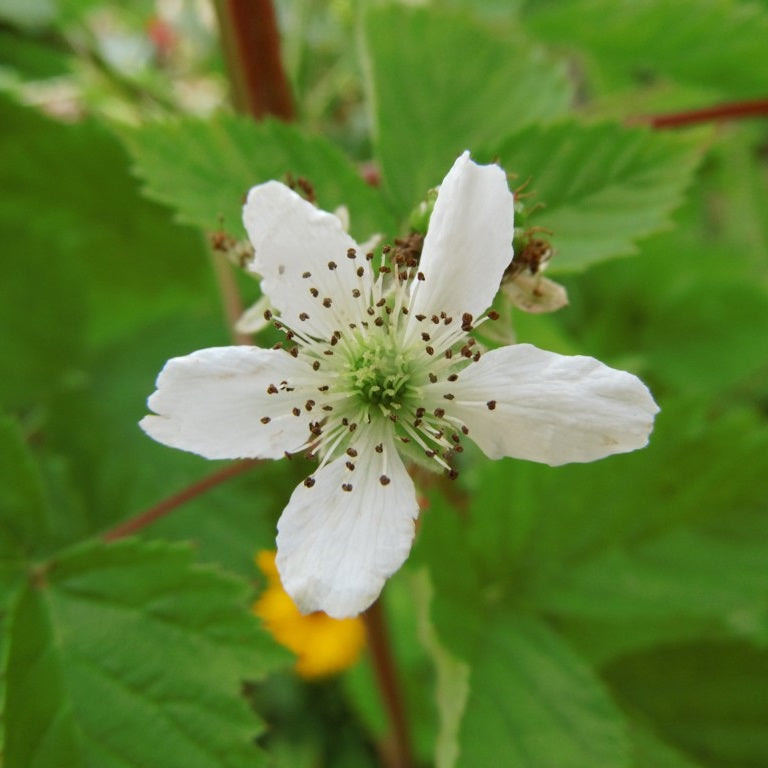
[
  {"x1": 140, "y1": 346, "x2": 318, "y2": 459},
  {"x1": 410, "y1": 152, "x2": 515, "y2": 326},
  {"x1": 276, "y1": 427, "x2": 418, "y2": 618},
  {"x1": 444, "y1": 344, "x2": 659, "y2": 465},
  {"x1": 243, "y1": 181, "x2": 371, "y2": 338}
]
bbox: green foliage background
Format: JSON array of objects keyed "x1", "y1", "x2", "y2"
[{"x1": 1, "y1": 0, "x2": 767, "y2": 766}]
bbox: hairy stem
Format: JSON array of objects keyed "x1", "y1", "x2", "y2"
[
  {"x1": 102, "y1": 460, "x2": 260, "y2": 542},
  {"x1": 364, "y1": 600, "x2": 414, "y2": 768},
  {"x1": 214, "y1": 0, "x2": 295, "y2": 120},
  {"x1": 641, "y1": 97, "x2": 768, "y2": 129}
]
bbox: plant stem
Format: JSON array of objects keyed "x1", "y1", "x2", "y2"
[
  {"x1": 641, "y1": 97, "x2": 768, "y2": 129},
  {"x1": 102, "y1": 460, "x2": 260, "y2": 542},
  {"x1": 364, "y1": 600, "x2": 414, "y2": 768},
  {"x1": 209, "y1": 247, "x2": 253, "y2": 345},
  {"x1": 214, "y1": 0, "x2": 295, "y2": 120}
]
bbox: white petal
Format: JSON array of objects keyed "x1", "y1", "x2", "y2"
[
  {"x1": 234, "y1": 295, "x2": 273, "y2": 334},
  {"x1": 140, "y1": 347, "x2": 317, "y2": 460},
  {"x1": 243, "y1": 182, "x2": 371, "y2": 338},
  {"x1": 503, "y1": 273, "x2": 569, "y2": 314},
  {"x1": 444, "y1": 344, "x2": 659, "y2": 466},
  {"x1": 409, "y1": 152, "x2": 515, "y2": 326},
  {"x1": 276, "y1": 427, "x2": 419, "y2": 618}
]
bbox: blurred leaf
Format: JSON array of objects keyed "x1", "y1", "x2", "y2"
[
  {"x1": 430, "y1": 598, "x2": 630, "y2": 768},
  {"x1": 4, "y1": 538, "x2": 289, "y2": 768},
  {"x1": 362, "y1": 5, "x2": 572, "y2": 217},
  {"x1": 524, "y1": 0, "x2": 768, "y2": 98},
  {"x1": 629, "y1": 723, "x2": 705, "y2": 768},
  {"x1": 0, "y1": 416, "x2": 47, "y2": 600},
  {"x1": 120, "y1": 115, "x2": 396, "y2": 239},
  {"x1": 489, "y1": 121, "x2": 703, "y2": 271},
  {"x1": 605, "y1": 640, "x2": 768, "y2": 767}
]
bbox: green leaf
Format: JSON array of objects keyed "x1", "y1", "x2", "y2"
[
  {"x1": 629, "y1": 723, "x2": 705, "y2": 768},
  {"x1": 524, "y1": 0, "x2": 768, "y2": 98},
  {"x1": 0, "y1": 416, "x2": 47, "y2": 599},
  {"x1": 362, "y1": 5, "x2": 572, "y2": 217},
  {"x1": 120, "y1": 115, "x2": 395, "y2": 240},
  {"x1": 605, "y1": 640, "x2": 768, "y2": 767},
  {"x1": 432, "y1": 602, "x2": 630, "y2": 768},
  {"x1": 4, "y1": 539, "x2": 290, "y2": 768},
  {"x1": 489, "y1": 121, "x2": 703, "y2": 271}
]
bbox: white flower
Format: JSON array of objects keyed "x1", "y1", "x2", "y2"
[{"x1": 140, "y1": 152, "x2": 659, "y2": 618}]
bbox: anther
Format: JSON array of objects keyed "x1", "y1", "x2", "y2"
[
  {"x1": 428, "y1": 373, "x2": 438, "y2": 383},
  {"x1": 415, "y1": 407, "x2": 426, "y2": 417},
  {"x1": 357, "y1": 266, "x2": 365, "y2": 277},
  {"x1": 444, "y1": 393, "x2": 455, "y2": 400},
  {"x1": 434, "y1": 408, "x2": 445, "y2": 418},
  {"x1": 322, "y1": 405, "x2": 333, "y2": 411},
  {"x1": 305, "y1": 399, "x2": 315, "y2": 409},
  {"x1": 318, "y1": 385, "x2": 329, "y2": 392},
  {"x1": 323, "y1": 349, "x2": 334, "y2": 356},
  {"x1": 345, "y1": 461, "x2": 355, "y2": 471},
  {"x1": 352, "y1": 289, "x2": 361, "y2": 298},
  {"x1": 322, "y1": 297, "x2": 332, "y2": 308},
  {"x1": 267, "y1": 384, "x2": 278, "y2": 394},
  {"x1": 312, "y1": 361, "x2": 321, "y2": 371},
  {"x1": 486, "y1": 400, "x2": 497, "y2": 410},
  {"x1": 299, "y1": 312, "x2": 309, "y2": 321},
  {"x1": 426, "y1": 346, "x2": 434, "y2": 355},
  {"x1": 415, "y1": 314, "x2": 426, "y2": 321},
  {"x1": 447, "y1": 468, "x2": 459, "y2": 480},
  {"x1": 461, "y1": 425, "x2": 469, "y2": 435},
  {"x1": 417, "y1": 272, "x2": 425, "y2": 281},
  {"x1": 302, "y1": 271, "x2": 311, "y2": 278},
  {"x1": 421, "y1": 332, "x2": 431, "y2": 341},
  {"x1": 292, "y1": 407, "x2": 301, "y2": 417},
  {"x1": 309, "y1": 287, "x2": 319, "y2": 297},
  {"x1": 375, "y1": 443, "x2": 383, "y2": 453},
  {"x1": 431, "y1": 315, "x2": 440, "y2": 324},
  {"x1": 447, "y1": 373, "x2": 458, "y2": 382},
  {"x1": 461, "y1": 312, "x2": 473, "y2": 331},
  {"x1": 263, "y1": 309, "x2": 273, "y2": 320},
  {"x1": 347, "y1": 248, "x2": 356, "y2": 259},
  {"x1": 473, "y1": 351, "x2": 481, "y2": 361},
  {"x1": 342, "y1": 483, "x2": 353, "y2": 492},
  {"x1": 376, "y1": 298, "x2": 386, "y2": 307},
  {"x1": 488, "y1": 310, "x2": 500, "y2": 320},
  {"x1": 260, "y1": 416, "x2": 271, "y2": 424},
  {"x1": 328, "y1": 261, "x2": 337, "y2": 270},
  {"x1": 347, "y1": 448, "x2": 358, "y2": 457},
  {"x1": 304, "y1": 476, "x2": 316, "y2": 487},
  {"x1": 379, "y1": 475, "x2": 391, "y2": 486},
  {"x1": 374, "y1": 317, "x2": 384, "y2": 327},
  {"x1": 445, "y1": 349, "x2": 453, "y2": 359}
]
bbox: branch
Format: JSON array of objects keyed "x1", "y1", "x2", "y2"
[
  {"x1": 364, "y1": 600, "x2": 414, "y2": 768},
  {"x1": 214, "y1": 0, "x2": 295, "y2": 120},
  {"x1": 640, "y1": 97, "x2": 768, "y2": 129},
  {"x1": 102, "y1": 460, "x2": 260, "y2": 542}
]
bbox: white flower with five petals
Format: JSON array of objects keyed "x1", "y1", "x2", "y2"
[{"x1": 140, "y1": 153, "x2": 659, "y2": 618}]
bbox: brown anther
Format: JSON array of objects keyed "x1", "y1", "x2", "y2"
[
  {"x1": 389, "y1": 413, "x2": 398, "y2": 422},
  {"x1": 366, "y1": 252, "x2": 374, "y2": 261},
  {"x1": 421, "y1": 332, "x2": 431, "y2": 341},
  {"x1": 345, "y1": 461, "x2": 355, "y2": 471},
  {"x1": 304, "y1": 476, "x2": 316, "y2": 488},
  {"x1": 447, "y1": 468, "x2": 459, "y2": 480},
  {"x1": 486, "y1": 400, "x2": 497, "y2": 410},
  {"x1": 323, "y1": 349, "x2": 334, "y2": 356},
  {"x1": 447, "y1": 373, "x2": 458, "y2": 382},
  {"x1": 415, "y1": 407, "x2": 426, "y2": 417},
  {"x1": 444, "y1": 393, "x2": 455, "y2": 400},
  {"x1": 374, "y1": 317, "x2": 384, "y2": 327},
  {"x1": 473, "y1": 351, "x2": 481, "y2": 362},
  {"x1": 375, "y1": 443, "x2": 384, "y2": 453},
  {"x1": 431, "y1": 315, "x2": 440, "y2": 324},
  {"x1": 330, "y1": 335, "x2": 339, "y2": 345},
  {"x1": 434, "y1": 407, "x2": 445, "y2": 418},
  {"x1": 318, "y1": 385, "x2": 329, "y2": 392},
  {"x1": 349, "y1": 423, "x2": 357, "y2": 432},
  {"x1": 322, "y1": 405, "x2": 333, "y2": 412},
  {"x1": 263, "y1": 309, "x2": 273, "y2": 320},
  {"x1": 461, "y1": 425, "x2": 469, "y2": 435},
  {"x1": 310, "y1": 287, "x2": 319, "y2": 297},
  {"x1": 445, "y1": 349, "x2": 453, "y2": 359},
  {"x1": 425, "y1": 346, "x2": 434, "y2": 355},
  {"x1": 292, "y1": 407, "x2": 301, "y2": 417},
  {"x1": 267, "y1": 384, "x2": 278, "y2": 394},
  {"x1": 260, "y1": 416, "x2": 271, "y2": 424},
  {"x1": 305, "y1": 399, "x2": 315, "y2": 409},
  {"x1": 488, "y1": 310, "x2": 500, "y2": 320},
  {"x1": 417, "y1": 272, "x2": 425, "y2": 281},
  {"x1": 342, "y1": 483, "x2": 353, "y2": 492},
  {"x1": 367, "y1": 307, "x2": 375, "y2": 316},
  {"x1": 415, "y1": 314, "x2": 426, "y2": 321},
  {"x1": 346, "y1": 447, "x2": 358, "y2": 457},
  {"x1": 425, "y1": 449, "x2": 436, "y2": 458},
  {"x1": 322, "y1": 297, "x2": 332, "y2": 308},
  {"x1": 328, "y1": 261, "x2": 337, "y2": 270},
  {"x1": 347, "y1": 248, "x2": 357, "y2": 259},
  {"x1": 428, "y1": 373, "x2": 438, "y2": 383},
  {"x1": 289, "y1": 347, "x2": 299, "y2": 358},
  {"x1": 299, "y1": 312, "x2": 309, "y2": 321},
  {"x1": 376, "y1": 298, "x2": 386, "y2": 307},
  {"x1": 312, "y1": 360, "x2": 321, "y2": 371},
  {"x1": 379, "y1": 475, "x2": 391, "y2": 486},
  {"x1": 302, "y1": 271, "x2": 311, "y2": 279},
  {"x1": 352, "y1": 289, "x2": 361, "y2": 298}
]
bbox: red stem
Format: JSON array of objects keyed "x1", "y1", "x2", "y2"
[
  {"x1": 102, "y1": 460, "x2": 260, "y2": 542},
  {"x1": 364, "y1": 601, "x2": 414, "y2": 768},
  {"x1": 214, "y1": 0, "x2": 294, "y2": 120},
  {"x1": 642, "y1": 97, "x2": 768, "y2": 129}
]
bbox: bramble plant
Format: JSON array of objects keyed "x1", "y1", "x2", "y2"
[{"x1": 1, "y1": 2, "x2": 767, "y2": 768}]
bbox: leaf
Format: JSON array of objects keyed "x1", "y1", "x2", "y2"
[
  {"x1": 629, "y1": 723, "x2": 706, "y2": 768},
  {"x1": 3, "y1": 538, "x2": 290, "y2": 768},
  {"x1": 488, "y1": 121, "x2": 703, "y2": 271},
  {"x1": 524, "y1": 0, "x2": 768, "y2": 98},
  {"x1": 0, "y1": 416, "x2": 47, "y2": 600},
  {"x1": 431, "y1": 599, "x2": 631, "y2": 768},
  {"x1": 361, "y1": 5, "x2": 573, "y2": 217},
  {"x1": 120, "y1": 115, "x2": 395, "y2": 239},
  {"x1": 605, "y1": 640, "x2": 768, "y2": 767}
]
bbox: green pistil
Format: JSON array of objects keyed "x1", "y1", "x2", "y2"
[{"x1": 347, "y1": 340, "x2": 412, "y2": 412}]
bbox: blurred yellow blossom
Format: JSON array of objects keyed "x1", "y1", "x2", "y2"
[{"x1": 253, "y1": 550, "x2": 366, "y2": 679}]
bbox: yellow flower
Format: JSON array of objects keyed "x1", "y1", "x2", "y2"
[{"x1": 253, "y1": 550, "x2": 366, "y2": 679}]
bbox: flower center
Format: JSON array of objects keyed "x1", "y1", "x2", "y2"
[{"x1": 346, "y1": 337, "x2": 412, "y2": 412}]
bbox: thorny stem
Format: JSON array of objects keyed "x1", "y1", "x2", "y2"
[
  {"x1": 102, "y1": 460, "x2": 260, "y2": 542},
  {"x1": 641, "y1": 97, "x2": 768, "y2": 129},
  {"x1": 364, "y1": 601, "x2": 415, "y2": 768},
  {"x1": 213, "y1": 0, "x2": 295, "y2": 120}
]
